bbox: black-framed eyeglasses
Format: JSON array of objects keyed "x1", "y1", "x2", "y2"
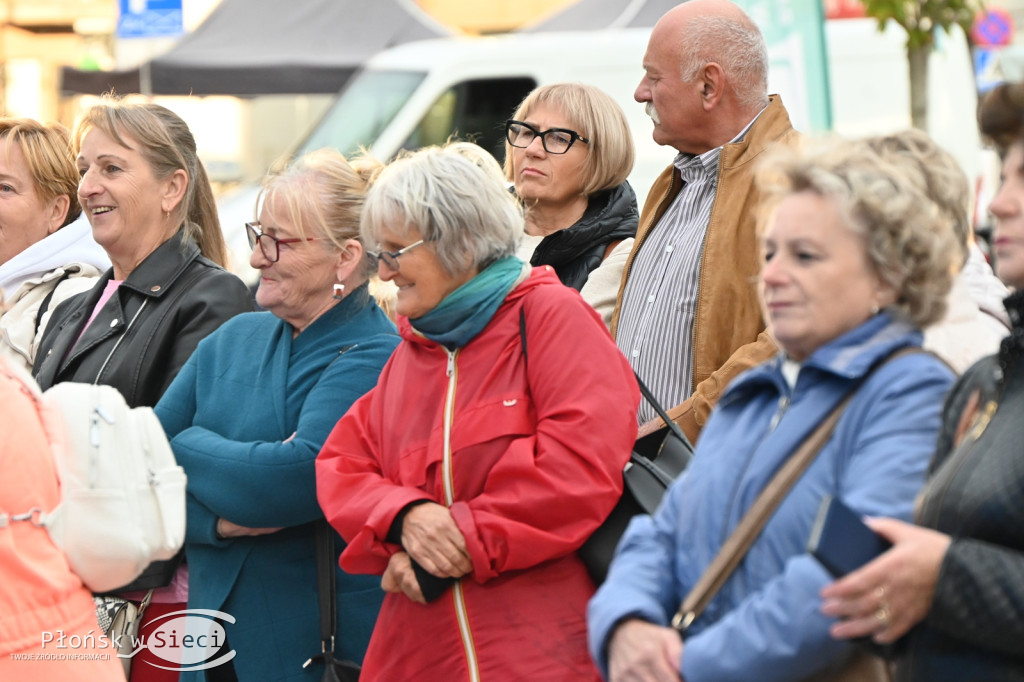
[
  {"x1": 245, "y1": 222, "x2": 322, "y2": 263},
  {"x1": 505, "y1": 119, "x2": 589, "y2": 154},
  {"x1": 369, "y1": 239, "x2": 425, "y2": 271}
]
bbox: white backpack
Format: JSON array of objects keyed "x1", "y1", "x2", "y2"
[{"x1": 37, "y1": 382, "x2": 187, "y2": 593}]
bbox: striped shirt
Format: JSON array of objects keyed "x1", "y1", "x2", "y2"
[{"x1": 617, "y1": 115, "x2": 762, "y2": 423}]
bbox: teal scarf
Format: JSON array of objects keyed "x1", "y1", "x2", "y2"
[{"x1": 411, "y1": 256, "x2": 525, "y2": 349}]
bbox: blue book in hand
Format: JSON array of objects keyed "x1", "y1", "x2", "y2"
[{"x1": 807, "y1": 495, "x2": 892, "y2": 577}]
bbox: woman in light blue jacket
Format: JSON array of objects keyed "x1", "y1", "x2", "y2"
[{"x1": 588, "y1": 138, "x2": 958, "y2": 682}]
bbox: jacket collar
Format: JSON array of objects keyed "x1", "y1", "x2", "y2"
[
  {"x1": 397, "y1": 264, "x2": 557, "y2": 347},
  {"x1": 112, "y1": 228, "x2": 202, "y2": 299},
  {"x1": 672, "y1": 102, "x2": 764, "y2": 179},
  {"x1": 0, "y1": 216, "x2": 110, "y2": 296},
  {"x1": 529, "y1": 181, "x2": 638, "y2": 266},
  {"x1": 294, "y1": 282, "x2": 374, "y2": 343},
  {"x1": 996, "y1": 290, "x2": 1024, "y2": 379},
  {"x1": 719, "y1": 95, "x2": 794, "y2": 171},
  {"x1": 721, "y1": 313, "x2": 923, "y2": 402}
]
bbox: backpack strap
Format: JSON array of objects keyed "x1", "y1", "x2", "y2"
[{"x1": 34, "y1": 271, "x2": 72, "y2": 338}]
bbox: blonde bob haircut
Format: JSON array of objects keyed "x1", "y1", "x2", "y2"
[
  {"x1": 258, "y1": 148, "x2": 382, "y2": 278},
  {"x1": 363, "y1": 142, "x2": 522, "y2": 277},
  {"x1": 74, "y1": 97, "x2": 228, "y2": 268},
  {"x1": 0, "y1": 118, "x2": 80, "y2": 227},
  {"x1": 504, "y1": 82, "x2": 635, "y2": 196},
  {"x1": 755, "y1": 138, "x2": 958, "y2": 328}
]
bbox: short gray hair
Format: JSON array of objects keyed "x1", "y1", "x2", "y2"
[
  {"x1": 756, "y1": 138, "x2": 959, "y2": 328},
  {"x1": 361, "y1": 142, "x2": 522, "y2": 276},
  {"x1": 680, "y1": 14, "x2": 769, "y2": 111}
]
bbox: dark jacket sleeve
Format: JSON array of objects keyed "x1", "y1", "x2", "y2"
[
  {"x1": 156, "y1": 268, "x2": 253, "y2": 397},
  {"x1": 927, "y1": 537, "x2": 1024, "y2": 658}
]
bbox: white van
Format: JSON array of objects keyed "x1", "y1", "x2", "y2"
[
  {"x1": 218, "y1": 29, "x2": 661, "y2": 281},
  {"x1": 219, "y1": 22, "x2": 980, "y2": 282}
]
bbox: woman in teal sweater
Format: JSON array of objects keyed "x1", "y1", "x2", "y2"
[{"x1": 155, "y1": 150, "x2": 398, "y2": 682}]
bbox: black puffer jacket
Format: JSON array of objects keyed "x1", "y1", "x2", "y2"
[
  {"x1": 895, "y1": 290, "x2": 1024, "y2": 681},
  {"x1": 528, "y1": 181, "x2": 638, "y2": 291}
]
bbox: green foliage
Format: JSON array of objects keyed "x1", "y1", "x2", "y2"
[{"x1": 861, "y1": 0, "x2": 985, "y2": 49}]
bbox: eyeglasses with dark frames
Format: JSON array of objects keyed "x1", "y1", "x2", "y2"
[
  {"x1": 245, "y1": 222, "x2": 323, "y2": 263},
  {"x1": 369, "y1": 239, "x2": 426, "y2": 271},
  {"x1": 505, "y1": 119, "x2": 589, "y2": 154}
]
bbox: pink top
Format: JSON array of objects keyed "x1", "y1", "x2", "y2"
[{"x1": 72, "y1": 279, "x2": 122, "y2": 351}]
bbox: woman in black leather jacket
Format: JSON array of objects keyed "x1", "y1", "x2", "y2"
[
  {"x1": 32, "y1": 98, "x2": 252, "y2": 682},
  {"x1": 504, "y1": 83, "x2": 637, "y2": 327},
  {"x1": 820, "y1": 81, "x2": 1024, "y2": 681},
  {"x1": 34, "y1": 101, "x2": 252, "y2": 405}
]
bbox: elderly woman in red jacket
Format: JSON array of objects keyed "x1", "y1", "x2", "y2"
[{"x1": 316, "y1": 142, "x2": 639, "y2": 681}]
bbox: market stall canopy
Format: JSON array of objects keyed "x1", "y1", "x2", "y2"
[{"x1": 61, "y1": 0, "x2": 454, "y2": 96}]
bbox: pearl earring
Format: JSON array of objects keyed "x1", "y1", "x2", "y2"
[
  {"x1": 333, "y1": 283, "x2": 345, "y2": 300},
  {"x1": 871, "y1": 304, "x2": 880, "y2": 315}
]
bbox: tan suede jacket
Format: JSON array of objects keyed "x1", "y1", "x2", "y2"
[{"x1": 610, "y1": 95, "x2": 800, "y2": 443}]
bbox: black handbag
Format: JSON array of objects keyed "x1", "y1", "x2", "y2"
[
  {"x1": 304, "y1": 521, "x2": 361, "y2": 682},
  {"x1": 578, "y1": 373, "x2": 694, "y2": 584},
  {"x1": 516, "y1": 309, "x2": 694, "y2": 585}
]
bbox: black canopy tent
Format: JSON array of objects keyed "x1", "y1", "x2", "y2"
[{"x1": 60, "y1": 0, "x2": 453, "y2": 97}]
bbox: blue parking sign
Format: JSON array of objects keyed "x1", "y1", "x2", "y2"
[{"x1": 118, "y1": 0, "x2": 183, "y2": 39}]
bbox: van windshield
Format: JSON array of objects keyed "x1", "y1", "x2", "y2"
[{"x1": 297, "y1": 70, "x2": 426, "y2": 157}]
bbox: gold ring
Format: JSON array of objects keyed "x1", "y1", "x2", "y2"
[
  {"x1": 874, "y1": 605, "x2": 891, "y2": 627},
  {"x1": 875, "y1": 585, "x2": 887, "y2": 602}
]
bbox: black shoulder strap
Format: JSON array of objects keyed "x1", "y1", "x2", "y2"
[
  {"x1": 34, "y1": 272, "x2": 72, "y2": 337},
  {"x1": 315, "y1": 520, "x2": 336, "y2": 643},
  {"x1": 519, "y1": 307, "x2": 528, "y2": 369},
  {"x1": 633, "y1": 371, "x2": 690, "y2": 446},
  {"x1": 304, "y1": 520, "x2": 337, "y2": 671}
]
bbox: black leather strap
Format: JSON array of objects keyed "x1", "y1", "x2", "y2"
[
  {"x1": 314, "y1": 520, "x2": 336, "y2": 644},
  {"x1": 633, "y1": 372, "x2": 691, "y2": 449}
]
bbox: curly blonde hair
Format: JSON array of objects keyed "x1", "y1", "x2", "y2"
[{"x1": 756, "y1": 138, "x2": 958, "y2": 328}]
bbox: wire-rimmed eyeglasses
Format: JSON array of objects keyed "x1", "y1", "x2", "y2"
[
  {"x1": 505, "y1": 119, "x2": 589, "y2": 154},
  {"x1": 245, "y1": 222, "x2": 322, "y2": 263},
  {"x1": 369, "y1": 239, "x2": 426, "y2": 271}
]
